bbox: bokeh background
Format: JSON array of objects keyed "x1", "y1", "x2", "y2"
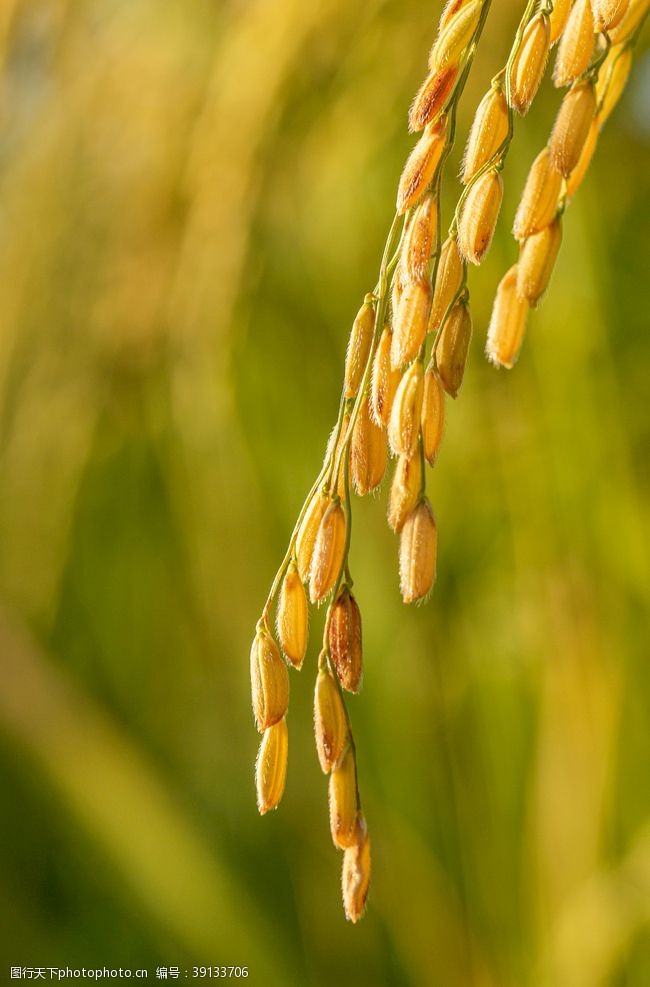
[{"x1": 0, "y1": 1, "x2": 649, "y2": 984}]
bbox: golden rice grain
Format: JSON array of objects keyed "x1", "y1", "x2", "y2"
[
  {"x1": 609, "y1": 0, "x2": 649, "y2": 43},
  {"x1": 596, "y1": 46, "x2": 633, "y2": 126},
  {"x1": 429, "y1": 236, "x2": 464, "y2": 331},
  {"x1": 351, "y1": 396, "x2": 388, "y2": 496},
  {"x1": 391, "y1": 259, "x2": 405, "y2": 316},
  {"x1": 429, "y1": 0, "x2": 482, "y2": 70},
  {"x1": 391, "y1": 279, "x2": 433, "y2": 369},
  {"x1": 309, "y1": 500, "x2": 347, "y2": 603},
  {"x1": 329, "y1": 745, "x2": 359, "y2": 848},
  {"x1": 593, "y1": 0, "x2": 630, "y2": 31},
  {"x1": 435, "y1": 300, "x2": 472, "y2": 397},
  {"x1": 250, "y1": 627, "x2": 289, "y2": 733},
  {"x1": 328, "y1": 588, "x2": 363, "y2": 693},
  {"x1": 513, "y1": 147, "x2": 564, "y2": 240},
  {"x1": 486, "y1": 265, "x2": 530, "y2": 369},
  {"x1": 324, "y1": 417, "x2": 349, "y2": 501},
  {"x1": 566, "y1": 118, "x2": 598, "y2": 197},
  {"x1": 371, "y1": 327, "x2": 401, "y2": 428},
  {"x1": 421, "y1": 370, "x2": 445, "y2": 465},
  {"x1": 296, "y1": 492, "x2": 328, "y2": 582},
  {"x1": 458, "y1": 168, "x2": 504, "y2": 265},
  {"x1": 344, "y1": 298, "x2": 375, "y2": 399},
  {"x1": 409, "y1": 63, "x2": 459, "y2": 132},
  {"x1": 332, "y1": 413, "x2": 351, "y2": 501},
  {"x1": 399, "y1": 498, "x2": 437, "y2": 604},
  {"x1": 256, "y1": 718, "x2": 288, "y2": 815},
  {"x1": 549, "y1": 80, "x2": 597, "y2": 177},
  {"x1": 314, "y1": 666, "x2": 347, "y2": 773},
  {"x1": 549, "y1": 0, "x2": 573, "y2": 45},
  {"x1": 397, "y1": 118, "x2": 447, "y2": 215},
  {"x1": 250, "y1": 0, "x2": 650, "y2": 920},
  {"x1": 462, "y1": 86, "x2": 509, "y2": 184},
  {"x1": 342, "y1": 816, "x2": 371, "y2": 923},
  {"x1": 387, "y1": 453, "x2": 422, "y2": 533},
  {"x1": 439, "y1": 0, "x2": 474, "y2": 32},
  {"x1": 277, "y1": 563, "x2": 308, "y2": 668},
  {"x1": 510, "y1": 13, "x2": 551, "y2": 115},
  {"x1": 388, "y1": 361, "x2": 424, "y2": 458},
  {"x1": 517, "y1": 218, "x2": 563, "y2": 306},
  {"x1": 553, "y1": 0, "x2": 595, "y2": 88},
  {"x1": 402, "y1": 193, "x2": 438, "y2": 281}
]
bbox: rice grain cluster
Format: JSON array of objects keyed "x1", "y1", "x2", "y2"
[{"x1": 250, "y1": 0, "x2": 648, "y2": 923}]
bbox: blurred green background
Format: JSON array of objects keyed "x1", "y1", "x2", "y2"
[{"x1": 0, "y1": 1, "x2": 649, "y2": 984}]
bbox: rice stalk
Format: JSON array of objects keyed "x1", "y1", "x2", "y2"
[{"x1": 248, "y1": 0, "x2": 649, "y2": 922}]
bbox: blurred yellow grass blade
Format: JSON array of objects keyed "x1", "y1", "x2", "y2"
[
  {"x1": 0, "y1": 0, "x2": 20, "y2": 66},
  {"x1": 169, "y1": 0, "x2": 345, "y2": 372},
  {"x1": 543, "y1": 825, "x2": 650, "y2": 986},
  {"x1": 529, "y1": 584, "x2": 620, "y2": 922},
  {"x1": 0, "y1": 361, "x2": 98, "y2": 624},
  {"x1": 161, "y1": 0, "x2": 350, "y2": 656},
  {"x1": 375, "y1": 808, "x2": 499, "y2": 987},
  {"x1": 0, "y1": 610, "x2": 295, "y2": 985}
]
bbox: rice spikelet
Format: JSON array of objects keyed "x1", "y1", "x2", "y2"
[
  {"x1": 429, "y1": 0, "x2": 482, "y2": 70},
  {"x1": 328, "y1": 588, "x2": 363, "y2": 693},
  {"x1": 330, "y1": 413, "x2": 351, "y2": 501},
  {"x1": 371, "y1": 327, "x2": 401, "y2": 428},
  {"x1": 429, "y1": 236, "x2": 464, "y2": 331},
  {"x1": 402, "y1": 194, "x2": 438, "y2": 281},
  {"x1": 409, "y1": 64, "x2": 459, "y2": 132},
  {"x1": 549, "y1": 0, "x2": 573, "y2": 45},
  {"x1": 510, "y1": 13, "x2": 551, "y2": 115},
  {"x1": 397, "y1": 117, "x2": 447, "y2": 215},
  {"x1": 344, "y1": 298, "x2": 375, "y2": 399},
  {"x1": 593, "y1": 0, "x2": 631, "y2": 31},
  {"x1": 435, "y1": 300, "x2": 472, "y2": 398},
  {"x1": 596, "y1": 46, "x2": 633, "y2": 126},
  {"x1": 553, "y1": 0, "x2": 595, "y2": 88},
  {"x1": 517, "y1": 218, "x2": 563, "y2": 306},
  {"x1": 458, "y1": 168, "x2": 504, "y2": 265},
  {"x1": 250, "y1": 627, "x2": 289, "y2": 732},
  {"x1": 486, "y1": 265, "x2": 530, "y2": 369},
  {"x1": 314, "y1": 666, "x2": 347, "y2": 773},
  {"x1": 399, "y1": 499, "x2": 437, "y2": 604},
  {"x1": 309, "y1": 500, "x2": 347, "y2": 603},
  {"x1": 439, "y1": 0, "x2": 474, "y2": 32},
  {"x1": 351, "y1": 396, "x2": 388, "y2": 495},
  {"x1": 391, "y1": 259, "x2": 405, "y2": 317},
  {"x1": 342, "y1": 816, "x2": 371, "y2": 923},
  {"x1": 387, "y1": 453, "x2": 422, "y2": 533},
  {"x1": 513, "y1": 148, "x2": 564, "y2": 240},
  {"x1": 391, "y1": 279, "x2": 433, "y2": 369},
  {"x1": 277, "y1": 563, "x2": 308, "y2": 668},
  {"x1": 329, "y1": 746, "x2": 358, "y2": 848},
  {"x1": 421, "y1": 370, "x2": 445, "y2": 465},
  {"x1": 388, "y1": 361, "x2": 425, "y2": 458},
  {"x1": 566, "y1": 119, "x2": 598, "y2": 198},
  {"x1": 296, "y1": 492, "x2": 328, "y2": 582},
  {"x1": 462, "y1": 86, "x2": 509, "y2": 184},
  {"x1": 549, "y1": 80, "x2": 597, "y2": 178},
  {"x1": 256, "y1": 718, "x2": 288, "y2": 815},
  {"x1": 609, "y1": 0, "x2": 649, "y2": 43}
]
